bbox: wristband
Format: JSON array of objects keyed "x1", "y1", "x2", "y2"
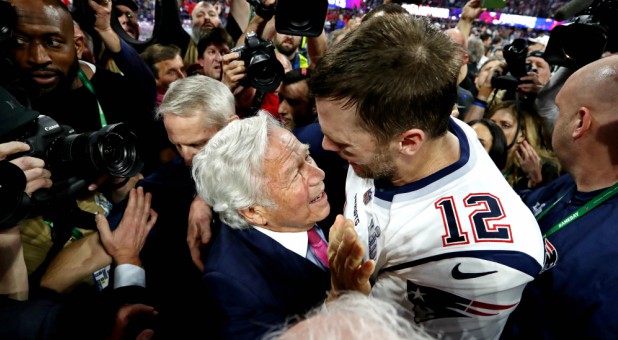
[{"x1": 473, "y1": 98, "x2": 488, "y2": 108}]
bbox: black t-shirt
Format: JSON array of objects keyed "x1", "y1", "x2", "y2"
[{"x1": 32, "y1": 68, "x2": 162, "y2": 175}]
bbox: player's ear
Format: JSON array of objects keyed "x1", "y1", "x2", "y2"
[{"x1": 397, "y1": 129, "x2": 425, "y2": 156}]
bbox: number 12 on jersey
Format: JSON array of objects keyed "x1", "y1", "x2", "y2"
[{"x1": 435, "y1": 193, "x2": 513, "y2": 246}]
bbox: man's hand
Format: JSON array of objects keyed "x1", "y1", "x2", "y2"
[
  {"x1": 88, "y1": 0, "x2": 122, "y2": 53},
  {"x1": 476, "y1": 61, "x2": 506, "y2": 100},
  {"x1": 187, "y1": 196, "x2": 213, "y2": 271},
  {"x1": 109, "y1": 303, "x2": 158, "y2": 340},
  {"x1": 221, "y1": 52, "x2": 247, "y2": 92},
  {"x1": 1, "y1": 141, "x2": 52, "y2": 196},
  {"x1": 96, "y1": 187, "x2": 158, "y2": 266},
  {"x1": 461, "y1": 0, "x2": 485, "y2": 21},
  {"x1": 88, "y1": 173, "x2": 144, "y2": 204},
  {"x1": 327, "y1": 215, "x2": 375, "y2": 299}
]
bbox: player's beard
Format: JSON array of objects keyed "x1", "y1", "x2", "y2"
[{"x1": 352, "y1": 145, "x2": 397, "y2": 181}]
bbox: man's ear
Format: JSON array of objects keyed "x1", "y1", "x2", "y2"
[
  {"x1": 397, "y1": 128, "x2": 425, "y2": 156},
  {"x1": 227, "y1": 115, "x2": 239, "y2": 124},
  {"x1": 238, "y1": 206, "x2": 268, "y2": 227},
  {"x1": 74, "y1": 35, "x2": 85, "y2": 59},
  {"x1": 573, "y1": 107, "x2": 592, "y2": 139}
]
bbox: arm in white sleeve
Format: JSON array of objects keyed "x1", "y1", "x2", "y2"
[{"x1": 114, "y1": 264, "x2": 145, "y2": 289}]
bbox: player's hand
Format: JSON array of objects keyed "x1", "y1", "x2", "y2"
[
  {"x1": 327, "y1": 215, "x2": 374, "y2": 299},
  {"x1": 187, "y1": 195, "x2": 213, "y2": 272},
  {"x1": 96, "y1": 187, "x2": 158, "y2": 266},
  {"x1": 515, "y1": 140, "x2": 542, "y2": 188}
]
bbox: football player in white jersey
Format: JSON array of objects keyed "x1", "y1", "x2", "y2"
[{"x1": 309, "y1": 14, "x2": 545, "y2": 339}]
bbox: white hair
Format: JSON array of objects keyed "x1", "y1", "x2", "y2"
[
  {"x1": 192, "y1": 111, "x2": 280, "y2": 229},
  {"x1": 263, "y1": 292, "x2": 437, "y2": 340},
  {"x1": 155, "y1": 75, "x2": 235, "y2": 129}
]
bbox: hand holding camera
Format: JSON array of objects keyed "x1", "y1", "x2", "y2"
[
  {"x1": 2, "y1": 142, "x2": 53, "y2": 197},
  {"x1": 222, "y1": 51, "x2": 248, "y2": 93},
  {"x1": 227, "y1": 31, "x2": 283, "y2": 93}
]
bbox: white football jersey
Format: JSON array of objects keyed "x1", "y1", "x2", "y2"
[{"x1": 344, "y1": 118, "x2": 544, "y2": 340}]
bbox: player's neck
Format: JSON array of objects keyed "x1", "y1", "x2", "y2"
[{"x1": 393, "y1": 132, "x2": 460, "y2": 186}]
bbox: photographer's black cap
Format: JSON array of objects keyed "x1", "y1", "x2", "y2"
[
  {"x1": 0, "y1": 86, "x2": 38, "y2": 140},
  {"x1": 113, "y1": 0, "x2": 138, "y2": 12}
]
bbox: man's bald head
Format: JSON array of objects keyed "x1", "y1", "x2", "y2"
[
  {"x1": 445, "y1": 28, "x2": 468, "y2": 51},
  {"x1": 553, "y1": 55, "x2": 618, "y2": 172}
]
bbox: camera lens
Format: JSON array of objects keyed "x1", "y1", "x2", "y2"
[
  {"x1": 96, "y1": 128, "x2": 141, "y2": 178},
  {"x1": 46, "y1": 123, "x2": 143, "y2": 181},
  {"x1": 247, "y1": 54, "x2": 283, "y2": 92}
]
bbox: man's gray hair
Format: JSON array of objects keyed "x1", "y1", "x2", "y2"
[
  {"x1": 192, "y1": 111, "x2": 279, "y2": 229},
  {"x1": 467, "y1": 36, "x2": 485, "y2": 65},
  {"x1": 264, "y1": 291, "x2": 437, "y2": 340},
  {"x1": 156, "y1": 75, "x2": 235, "y2": 130}
]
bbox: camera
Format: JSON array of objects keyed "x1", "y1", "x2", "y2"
[
  {"x1": 2, "y1": 114, "x2": 143, "y2": 205},
  {"x1": 11, "y1": 115, "x2": 143, "y2": 183},
  {"x1": 545, "y1": 0, "x2": 618, "y2": 70},
  {"x1": 491, "y1": 38, "x2": 533, "y2": 91},
  {"x1": 231, "y1": 31, "x2": 284, "y2": 92}
]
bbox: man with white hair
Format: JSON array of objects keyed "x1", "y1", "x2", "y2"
[
  {"x1": 192, "y1": 112, "x2": 331, "y2": 339},
  {"x1": 102, "y1": 75, "x2": 238, "y2": 338}
]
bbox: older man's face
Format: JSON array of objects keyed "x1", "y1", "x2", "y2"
[{"x1": 258, "y1": 127, "x2": 330, "y2": 232}]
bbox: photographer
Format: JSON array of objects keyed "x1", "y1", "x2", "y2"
[{"x1": 0, "y1": 141, "x2": 51, "y2": 300}]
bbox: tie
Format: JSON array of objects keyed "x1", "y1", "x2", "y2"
[{"x1": 308, "y1": 228, "x2": 329, "y2": 268}]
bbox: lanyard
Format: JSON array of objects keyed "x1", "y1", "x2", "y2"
[
  {"x1": 536, "y1": 182, "x2": 618, "y2": 238},
  {"x1": 77, "y1": 67, "x2": 107, "y2": 127}
]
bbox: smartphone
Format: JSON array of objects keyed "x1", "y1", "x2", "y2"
[{"x1": 481, "y1": 0, "x2": 507, "y2": 9}]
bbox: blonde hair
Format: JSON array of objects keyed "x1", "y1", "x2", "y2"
[{"x1": 488, "y1": 100, "x2": 561, "y2": 187}]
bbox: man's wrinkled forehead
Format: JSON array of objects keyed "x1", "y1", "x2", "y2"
[{"x1": 193, "y1": 2, "x2": 215, "y2": 15}]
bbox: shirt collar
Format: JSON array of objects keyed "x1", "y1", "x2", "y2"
[{"x1": 253, "y1": 226, "x2": 309, "y2": 258}]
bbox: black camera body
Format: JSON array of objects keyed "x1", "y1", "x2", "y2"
[
  {"x1": 491, "y1": 38, "x2": 533, "y2": 91},
  {"x1": 546, "y1": 0, "x2": 618, "y2": 70},
  {"x1": 231, "y1": 31, "x2": 283, "y2": 93},
  {"x1": 5, "y1": 115, "x2": 143, "y2": 202}
]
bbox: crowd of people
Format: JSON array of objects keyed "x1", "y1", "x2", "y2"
[{"x1": 1, "y1": 0, "x2": 617, "y2": 339}]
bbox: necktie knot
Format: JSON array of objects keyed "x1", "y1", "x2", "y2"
[{"x1": 308, "y1": 228, "x2": 329, "y2": 268}]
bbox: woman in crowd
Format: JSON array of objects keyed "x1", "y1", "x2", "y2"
[{"x1": 487, "y1": 100, "x2": 561, "y2": 190}]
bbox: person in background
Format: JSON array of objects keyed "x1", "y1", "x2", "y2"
[
  {"x1": 196, "y1": 27, "x2": 234, "y2": 81},
  {"x1": 113, "y1": 0, "x2": 139, "y2": 40},
  {"x1": 501, "y1": 53, "x2": 618, "y2": 340},
  {"x1": 488, "y1": 100, "x2": 561, "y2": 190},
  {"x1": 140, "y1": 43, "x2": 186, "y2": 106},
  {"x1": 468, "y1": 118, "x2": 508, "y2": 170}
]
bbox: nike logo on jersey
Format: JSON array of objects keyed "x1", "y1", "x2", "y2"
[{"x1": 451, "y1": 263, "x2": 497, "y2": 280}]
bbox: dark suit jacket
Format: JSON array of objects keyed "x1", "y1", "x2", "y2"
[{"x1": 202, "y1": 224, "x2": 331, "y2": 340}]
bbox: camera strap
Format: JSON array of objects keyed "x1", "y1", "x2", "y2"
[{"x1": 77, "y1": 67, "x2": 108, "y2": 128}]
